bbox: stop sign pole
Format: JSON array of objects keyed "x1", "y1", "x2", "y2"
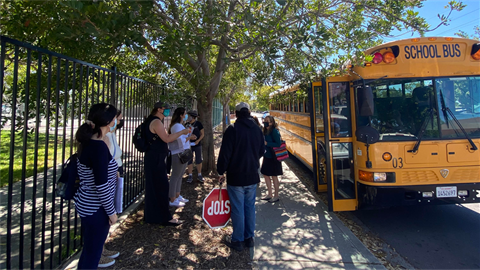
[{"x1": 202, "y1": 183, "x2": 231, "y2": 229}]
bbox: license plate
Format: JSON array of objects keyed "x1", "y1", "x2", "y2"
[{"x1": 436, "y1": 186, "x2": 457, "y2": 198}]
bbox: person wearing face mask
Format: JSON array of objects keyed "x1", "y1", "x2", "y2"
[
  {"x1": 104, "y1": 110, "x2": 124, "y2": 177},
  {"x1": 144, "y1": 101, "x2": 190, "y2": 225},
  {"x1": 168, "y1": 107, "x2": 197, "y2": 207},
  {"x1": 74, "y1": 103, "x2": 118, "y2": 268},
  {"x1": 185, "y1": 110, "x2": 205, "y2": 183},
  {"x1": 260, "y1": 115, "x2": 283, "y2": 203},
  {"x1": 98, "y1": 110, "x2": 124, "y2": 266}
]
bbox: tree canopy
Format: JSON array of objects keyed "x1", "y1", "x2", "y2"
[{"x1": 1, "y1": 0, "x2": 465, "y2": 173}]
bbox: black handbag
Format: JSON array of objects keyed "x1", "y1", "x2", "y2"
[{"x1": 178, "y1": 148, "x2": 193, "y2": 164}]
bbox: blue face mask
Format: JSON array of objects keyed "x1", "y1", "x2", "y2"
[
  {"x1": 110, "y1": 118, "x2": 117, "y2": 132},
  {"x1": 163, "y1": 109, "x2": 170, "y2": 117},
  {"x1": 184, "y1": 114, "x2": 188, "y2": 122}
]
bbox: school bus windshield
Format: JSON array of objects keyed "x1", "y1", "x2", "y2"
[{"x1": 356, "y1": 76, "x2": 480, "y2": 141}]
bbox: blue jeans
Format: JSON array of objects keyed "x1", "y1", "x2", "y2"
[{"x1": 227, "y1": 184, "x2": 257, "y2": 242}]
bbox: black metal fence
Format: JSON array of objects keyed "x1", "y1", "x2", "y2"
[{"x1": 0, "y1": 36, "x2": 167, "y2": 269}]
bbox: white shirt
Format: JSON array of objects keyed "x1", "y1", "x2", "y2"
[
  {"x1": 168, "y1": 123, "x2": 191, "y2": 155},
  {"x1": 105, "y1": 132, "x2": 123, "y2": 167}
]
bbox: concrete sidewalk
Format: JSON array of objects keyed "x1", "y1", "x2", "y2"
[{"x1": 253, "y1": 162, "x2": 386, "y2": 269}]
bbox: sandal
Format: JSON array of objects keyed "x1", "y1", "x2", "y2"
[
  {"x1": 162, "y1": 219, "x2": 184, "y2": 226},
  {"x1": 269, "y1": 198, "x2": 279, "y2": 203},
  {"x1": 261, "y1": 197, "x2": 272, "y2": 201}
]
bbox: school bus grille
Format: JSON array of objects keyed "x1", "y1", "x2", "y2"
[
  {"x1": 401, "y1": 170, "x2": 439, "y2": 184},
  {"x1": 451, "y1": 169, "x2": 480, "y2": 181}
]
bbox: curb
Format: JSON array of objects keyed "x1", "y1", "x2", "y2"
[{"x1": 58, "y1": 193, "x2": 145, "y2": 270}]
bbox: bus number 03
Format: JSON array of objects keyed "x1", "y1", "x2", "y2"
[{"x1": 392, "y1": 157, "x2": 403, "y2": 168}]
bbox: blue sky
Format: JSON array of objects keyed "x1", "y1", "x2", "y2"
[{"x1": 383, "y1": 0, "x2": 479, "y2": 42}]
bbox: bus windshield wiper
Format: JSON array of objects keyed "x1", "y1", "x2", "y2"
[
  {"x1": 408, "y1": 108, "x2": 433, "y2": 153},
  {"x1": 439, "y1": 90, "x2": 478, "y2": 151}
]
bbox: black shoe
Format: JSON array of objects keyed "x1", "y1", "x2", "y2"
[
  {"x1": 223, "y1": 235, "x2": 245, "y2": 251},
  {"x1": 244, "y1": 237, "x2": 254, "y2": 248}
]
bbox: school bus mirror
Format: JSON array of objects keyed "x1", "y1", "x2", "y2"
[
  {"x1": 358, "y1": 85, "x2": 374, "y2": 116},
  {"x1": 471, "y1": 43, "x2": 480, "y2": 60}
]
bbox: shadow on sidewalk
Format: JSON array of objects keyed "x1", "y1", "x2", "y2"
[{"x1": 252, "y1": 157, "x2": 384, "y2": 269}]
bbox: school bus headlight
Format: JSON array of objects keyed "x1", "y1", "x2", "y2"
[
  {"x1": 382, "y1": 152, "x2": 392, "y2": 161},
  {"x1": 372, "y1": 52, "x2": 383, "y2": 64},
  {"x1": 374, "y1": 173, "x2": 387, "y2": 182},
  {"x1": 471, "y1": 43, "x2": 480, "y2": 60},
  {"x1": 383, "y1": 52, "x2": 395, "y2": 64}
]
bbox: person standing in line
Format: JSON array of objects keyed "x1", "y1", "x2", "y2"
[
  {"x1": 144, "y1": 101, "x2": 190, "y2": 225},
  {"x1": 104, "y1": 110, "x2": 124, "y2": 177},
  {"x1": 260, "y1": 115, "x2": 283, "y2": 203},
  {"x1": 98, "y1": 110, "x2": 124, "y2": 266},
  {"x1": 252, "y1": 115, "x2": 262, "y2": 129},
  {"x1": 74, "y1": 103, "x2": 118, "y2": 269},
  {"x1": 185, "y1": 110, "x2": 204, "y2": 183},
  {"x1": 217, "y1": 102, "x2": 265, "y2": 251},
  {"x1": 167, "y1": 107, "x2": 197, "y2": 207}
]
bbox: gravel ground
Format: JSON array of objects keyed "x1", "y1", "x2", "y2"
[{"x1": 102, "y1": 130, "x2": 253, "y2": 269}]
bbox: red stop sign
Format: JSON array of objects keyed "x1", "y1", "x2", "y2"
[{"x1": 202, "y1": 188, "x2": 231, "y2": 229}]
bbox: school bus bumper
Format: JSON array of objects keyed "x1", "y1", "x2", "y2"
[{"x1": 357, "y1": 182, "x2": 480, "y2": 210}]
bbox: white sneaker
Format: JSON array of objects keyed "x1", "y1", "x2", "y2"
[
  {"x1": 98, "y1": 256, "x2": 115, "y2": 268},
  {"x1": 169, "y1": 200, "x2": 185, "y2": 208},
  {"x1": 178, "y1": 195, "x2": 189, "y2": 203}
]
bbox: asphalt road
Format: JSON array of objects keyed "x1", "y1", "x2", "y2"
[{"x1": 352, "y1": 202, "x2": 480, "y2": 269}]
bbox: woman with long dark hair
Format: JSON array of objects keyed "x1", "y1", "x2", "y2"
[
  {"x1": 168, "y1": 107, "x2": 197, "y2": 207},
  {"x1": 144, "y1": 101, "x2": 190, "y2": 225},
  {"x1": 260, "y1": 115, "x2": 283, "y2": 203},
  {"x1": 74, "y1": 103, "x2": 119, "y2": 269}
]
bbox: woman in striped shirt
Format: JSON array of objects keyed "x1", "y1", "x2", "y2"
[{"x1": 74, "y1": 103, "x2": 118, "y2": 269}]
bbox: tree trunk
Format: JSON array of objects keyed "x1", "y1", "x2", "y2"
[{"x1": 197, "y1": 97, "x2": 215, "y2": 175}]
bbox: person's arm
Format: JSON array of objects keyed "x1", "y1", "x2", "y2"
[
  {"x1": 195, "y1": 128, "x2": 204, "y2": 145},
  {"x1": 217, "y1": 126, "x2": 235, "y2": 176},
  {"x1": 266, "y1": 129, "x2": 281, "y2": 147},
  {"x1": 259, "y1": 131, "x2": 266, "y2": 157},
  {"x1": 91, "y1": 145, "x2": 116, "y2": 217},
  {"x1": 151, "y1": 119, "x2": 189, "y2": 143}
]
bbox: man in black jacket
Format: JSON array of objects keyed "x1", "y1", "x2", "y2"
[{"x1": 217, "y1": 102, "x2": 265, "y2": 251}]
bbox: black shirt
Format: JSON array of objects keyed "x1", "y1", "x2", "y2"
[
  {"x1": 217, "y1": 117, "x2": 265, "y2": 186},
  {"x1": 189, "y1": 121, "x2": 204, "y2": 146}
]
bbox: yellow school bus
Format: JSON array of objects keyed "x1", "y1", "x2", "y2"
[{"x1": 270, "y1": 37, "x2": 480, "y2": 211}]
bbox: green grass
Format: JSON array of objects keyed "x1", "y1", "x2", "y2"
[{"x1": 0, "y1": 131, "x2": 73, "y2": 187}]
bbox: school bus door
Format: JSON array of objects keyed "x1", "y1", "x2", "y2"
[
  {"x1": 310, "y1": 81, "x2": 327, "y2": 193},
  {"x1": 322, "y1": 79, "x2": 357, "y2": 211}
]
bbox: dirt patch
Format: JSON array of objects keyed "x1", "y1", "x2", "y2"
[{"x1": 104, "y1": 130, "x2": 253, "y2": 269}]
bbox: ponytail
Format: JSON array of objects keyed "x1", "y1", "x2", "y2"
[{"x1": 75, "y1": 103, "x2": 117, "y2": 154}]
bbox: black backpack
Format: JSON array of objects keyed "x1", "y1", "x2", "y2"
[
  {"x1": 55, "y1": 153, "x2": 80, "y2": 200},
  {"x1": 133, "y1": 120, "x2": 149, "y2": 152}
]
